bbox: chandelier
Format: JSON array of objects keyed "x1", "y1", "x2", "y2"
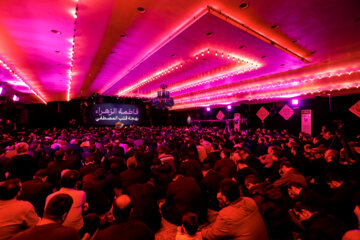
[{"x1": 152, "y1": 84, "x2": 174, "y2": 109}]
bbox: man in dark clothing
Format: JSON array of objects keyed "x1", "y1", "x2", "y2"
[
  {"x1": 178, "y1": 155, "x2": 203, "y2": 184},
  {"x1": 161, "y1": 173, "x2": 207, "y2": 226},
  {"x1": 292, "y1": 202, "x2": 347, "y2": 240},
  {"x1": 47, "y1": 150, "x2": 74, "y2": 186},
  {"x1": 95, "y1": 194, "x2": 154, "y2": 240},
  {"x1": 5, "y1": 142, "x2": 38, "y2": 182},
  {"x1": 213, "y1": 149, "x2": 236, "y2": 178},
  {"x1": 201, "y1": 164, "x2": 224, "y2": 210},
  {"x1": 11, "y1": 193, "x2": 80, "y2": 240},
  {"x1": 19, "y1": 169, "x2": 53, "y2": 217},
  {"x1": 79, "y1": 155, "x2": 101, "y2": 178},
  {"x1": 127, "y1": 183, "x2": 161, "y2": 231},
  {"x1": 82, "y1": 168, "x2": 113, "y2": 215},
  {"x1": 119, "y1": 157, "x2": 147, "y2": 192}
]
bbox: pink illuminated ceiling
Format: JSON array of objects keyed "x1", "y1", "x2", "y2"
[{"x1": 0, "y1": 0, "x2": 359, "y2": 109}]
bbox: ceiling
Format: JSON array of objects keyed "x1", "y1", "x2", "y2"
[{"x1": 0, "y1": 0, "x2": 359, "y2": 109}]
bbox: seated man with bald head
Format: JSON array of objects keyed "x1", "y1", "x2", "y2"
[{"x1": 95, "y1": 194, "x2": 154, "y2": 240}]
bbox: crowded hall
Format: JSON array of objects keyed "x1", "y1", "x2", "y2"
[{"x1": 1, "y1": 0, "x2": 360, "y2": 240}]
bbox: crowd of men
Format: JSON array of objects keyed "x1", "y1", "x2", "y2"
[{"x1": 1, "y1": 124, "x2": 360, "y2": 240}]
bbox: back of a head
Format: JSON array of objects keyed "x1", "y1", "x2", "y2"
[
  {"x1": 219, "y1": 179, "x2": 240, "y2": 203},
  {"x1": 54, "y1": 150, "x2": 65, "y2": 162},
  {"x1": 182, "y1": 212, "x2": 199, "y2": 236},
  {"x1": 15, "y1": 142, "x2": 29, "y2": 154},
  {"x1": 0, "y1": 178, "x2": 21, "y2": 200},
  {"x1": 60, "y1": 170, "x2": 80, "y2": 188},
  {"x1": 44, "y1": 193, "x2": 73, "y2": 221},
  {"x1": 126, "y1": 157, "x2": 137, "y2": 169},
  {"x1": 113, "y1": 194, "x2": 132, "y2": 220}
]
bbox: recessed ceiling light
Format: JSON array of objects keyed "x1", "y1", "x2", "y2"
[
  {"x1": 51, "y1": 29, "x2": 61, "y2": 34},
  {"x1": 137, "y1": 7, "x2": 146, "y2": 13},
  {"x1": 120, "y1": 34, "x2": 127, "y2": 38},
  {"x1": 292, "y1": 40, "x2": 297, "y2": 43},
  {"x1": 280, "y1": 64, "x2": 285, "y2": 66},
  {"x1": 170, "y1": 54, "x2": 175, "y2": 57},
  {"x1": 239, "y1": 2, "x2": 249, "y2": 9},
  {"x1": 271, "y1": 24, "x2": 279, "y2": 29},
  {"x1": 239, "y1": 45, "x2": 245, "y2": 49},
  {"x1": 55, "y1": 50, "x2": 61, "y2": 54},
  {"x1": 261, "y1": 56, "x2": 266, "y2": 59},
  {"x1": 311, "y1": 50, "x2": 317, "y2": 54},
  {"x1": 206, "y1": 32, "x2": 213, "y2": 36},
  {"x1": 202, "y1": 58, "x2": 206, "y2": 61}
]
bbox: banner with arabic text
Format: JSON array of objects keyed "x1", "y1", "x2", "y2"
[{"x1": 90, "y1": 104, "x2": 143, "y2": 125}]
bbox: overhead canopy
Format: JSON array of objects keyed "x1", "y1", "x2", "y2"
[{"x1": 0, "y1": 0, "x2": 359, "y2": 108}]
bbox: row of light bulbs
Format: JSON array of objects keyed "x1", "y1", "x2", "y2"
[
  {"x1": 0, "y1": 59, "x2": 46, "y2": 104},
  {"x1": 118, "y1": 48, "x2": 261, "y2": 96},
  {"x1": 67, "y1": 2, "x2": 80, "y2": 101},
  {"x1": 175, "y1": 69, "x2": 360, "y2": 104}
]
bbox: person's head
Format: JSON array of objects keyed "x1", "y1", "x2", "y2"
[
  {"x1": 244, "y1": 174, "x2": 260, "y2": 191},
  {"x1": 60, "y1": 170, "x2": 80, "y2": 189},
  {"x1": 293, "y1": 202, "x2": 319, "y2": 222},
  {"x1": 126, "y1": 157, "x2": 137, "y2": 169},
  {"x1": 279, "y1": 161, "x2": 293, "y2": 176},
  {"x1": 217, "y1": 179, "x2": 240, "y2": 208},
  {"x1": 230, "y1": 151, "x2": 241, "y2": 163},
  {"x1": 113, "y1": 194, "x2": 132, "y2": 221},
  {"x1": 84, "y1": 155, "x2": 95, "y2": 165},
  {"x1": 0, "y1": 178, "x2": 21, "y2": 200},
  {"x1": 325, "y1": 172, "x2": 344, "y2": 189},
  {"x1": 34, "y1": 169, "x2": 49, "y2": 182},
  {"x1": 201, "y1": 163, "x2": 212, "y2": 177},
  {"x1": 54, "y1": 150, "x2": 65, "y2": 162},
  {"x1": 324, "y1": 149, "x2": 339, "y2": 163},
  {"x1": 220, "y1": 149, "x2": 231, "y2": 159},
  {"x1": 44, "y1": 194, "x2": 73, "y2": 224},
  {"x1": 238, "y1": 147, "x2": 251, "y2": 160},
  {"x1": 181, "y1": 212, "x2": 199, "y2": 236},
  {"x1": 15, "y1": 142, "x2": 29, "y2": 154},
  {"x1": 287, "y1": 181, "x2": 304, "y2": 199}
]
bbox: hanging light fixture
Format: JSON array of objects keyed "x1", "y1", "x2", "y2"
[{"x1": 152, "y1": 84, "x2": 174, "y2": 109}]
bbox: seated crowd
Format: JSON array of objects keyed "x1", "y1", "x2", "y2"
[{"x1": 0, "y1": 125, "x2": 360, "y2": 240}]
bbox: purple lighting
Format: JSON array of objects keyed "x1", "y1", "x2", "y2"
[
  {"x1": 291, "y1": 99, "x2": 299, "y2": 105},
  {"x1": 206, "y1": 107, "x2": 211, "y2": 111},
  {"x1": 227, "y1": 105, "x2": 232, "y2": 110},
  {"x1": 0, "y1": 86, "x2": 3, "y2": 95},
  {"x1": 12, "y1": 95, "x2": 19, "y2": 102}
]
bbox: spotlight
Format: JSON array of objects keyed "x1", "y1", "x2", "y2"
[
  {"x1": 291, "y1": 99, "x2": 299, "y2": 105},
  {"x1": 13, "y1": 95, "x2": 19, "y2": 102},
  {"x1": 0, "y1": 86, "x2": 3, "y2": 95},
  {"x1": 206, "y1": 107, "x2": 211, "y2": 112},
  {"x1": 227, "y1": 105, "x2": 232, "y2": 110}
]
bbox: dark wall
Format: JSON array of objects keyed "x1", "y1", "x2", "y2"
[
  {"x1": 17, "y1": 93, "x2": 360, "y2": 136},
  {"x1": 172, "y1": 94, "x2": 360, "y2": 136}
]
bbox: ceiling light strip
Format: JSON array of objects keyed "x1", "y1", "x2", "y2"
[
  {"x1": 0, "y1": 58, "x2": 47, "y2": 104},
  {"x1": 174, "y1": 69, "x2": 360, "y2": 102},
  {"x1": 119, "y1": 48, "x2": 261, "y2": 97},
  {"x1": 67, "y1": 0, "x2": 80, "y2": 101},
  {"x1": 207, "y1": 6, "x2": 310, "y2": 63},
  {"x1": 101, "y1": 8, "x2": 209, "y2": 94},
  {"x1": 138, "y1": 49, "x2": 261, "y2": 97},
  {"x1": 173, "y1": 79, "x2": 360, "y2": 110}
]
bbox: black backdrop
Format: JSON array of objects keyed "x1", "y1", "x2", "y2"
[{"x1": 18, "y1": 93, "x2": 360, "y2": 136}]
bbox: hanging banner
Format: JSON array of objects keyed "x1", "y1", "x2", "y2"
[
  {"x1": 256, "y1": 107, "x2": 269, "y2": 121},
  {"x1": 301, "y1": 110, "x2": 312, "y2": 135},
  {"x1": 279, "y1": 104, "x2": 294, "y2": 120},
  {"x1": 234, "y1": 113, "x2": 240, "y2": 132},
  {"x1": 349, "y1": 100, "x2": 360, "y2": 118},
  {"x1": 216, "y1": 110, "x2": 225, "y2": 120}
]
